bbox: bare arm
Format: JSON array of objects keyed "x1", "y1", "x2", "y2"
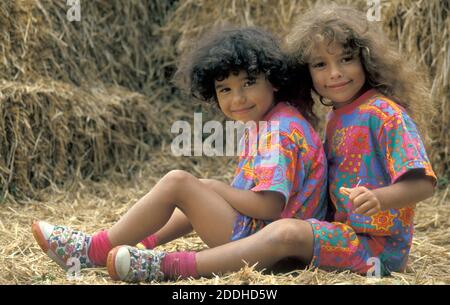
[
  {"x1": 341, "y1": 171, "x2": 435, "y2": 216},
  {"x1": 373, "y1": 179, "x2": 434, "y2": 210},
  {"x1": 201, "y1": 179, "x2": 284, "y2": 220}
]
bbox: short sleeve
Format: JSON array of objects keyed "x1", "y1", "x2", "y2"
[
  {"x1": 250, "y1": 131, "x2": 302, "y2": 205},
  {"x1": 377, "y1": 114, "x2": 436, "y2": 184}
]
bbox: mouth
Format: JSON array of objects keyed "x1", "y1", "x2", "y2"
[
  {"x1": 327, "y1": 80, "x2": 352, "y2": 89},
  {"x1": 231, "y1": 105, "x2": 256, "y2": 114}
]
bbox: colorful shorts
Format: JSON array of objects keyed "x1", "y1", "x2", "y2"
[
  {"x1": 305, "y1": 219, "x2": 409, "y2": 276},
  {"x1": 230, "y1": 213, "x2": 272, "y2": 241}
]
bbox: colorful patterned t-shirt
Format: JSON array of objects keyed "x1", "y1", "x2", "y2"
[
  {"x1": 325, "y1": 89, "x2": 436, "y2": 241},
  {"x1": 231, "y1": 102, "x2": 328, "y2": 240}
]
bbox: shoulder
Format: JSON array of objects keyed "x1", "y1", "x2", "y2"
[
  {"x1": 268, "y1": 102, "x2": 315, "y2": 134},
  {"x1": 361, "y1": 93, "x2": 409, "y2": 123},
  {"x1": 264, "y1": 102, "x2": 321, "y2": 149},
  {"x1": 357, "y1": 94, "x2": 422, "y2": 144}
]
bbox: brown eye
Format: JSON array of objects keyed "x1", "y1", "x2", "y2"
[
  {"x1": 311, "y1": 62, "x2": 325, "y2": 69},
  {"x1": 342, "y1": 56, "x2": 354, "y2": 63},
  {"x1": 244, "y1": 78, "x2": 256, "y2": 87}
]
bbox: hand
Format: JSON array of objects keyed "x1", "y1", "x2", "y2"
[{"x1": 340, "y1": 186, "x2": 382, "y2": 216}]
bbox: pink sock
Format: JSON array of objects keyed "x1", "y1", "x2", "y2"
[
  {"x1": 140, "y1": 234, "x2": 158, "y2": 249},
  {"x1": 161, "y1": 252, "x2": 198, "y2": 280},
  {"x1": 88, "y1": 230, "x2": 112, "y2": 266}
]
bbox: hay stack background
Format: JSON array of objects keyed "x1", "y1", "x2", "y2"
[
  {"x1": 0, "y1": 0, "x2": 448, "y2": 200},
  {"x1": 0, "y1": 0, "x2": 448, "y2": 284}
]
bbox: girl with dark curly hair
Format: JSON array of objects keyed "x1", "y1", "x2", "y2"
[{"x1": 32, "y1": 25, "x2": 328, "y2": 282}]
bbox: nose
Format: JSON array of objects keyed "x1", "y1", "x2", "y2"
[
  {"x1": 231, "y1": 89, "x2": 246, "y2": 105},
  {"x1": 329, "y1": 63, "x2": 343, "y2": 80}
]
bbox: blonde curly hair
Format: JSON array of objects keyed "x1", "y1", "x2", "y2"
[{"x1": 285, "y1": 4, "x2": 433, "y2": 140}]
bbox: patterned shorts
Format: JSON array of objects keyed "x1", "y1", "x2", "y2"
[
  {"x1": 231, "y1": 213, "x2": 272, "y2": 241},
  {"x1": 305, "y1": 219, "x2": 406, "y2": 276}
]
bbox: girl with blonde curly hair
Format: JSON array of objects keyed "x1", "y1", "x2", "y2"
[{"x1": 283, "y1": 4, "x2": 436, "y2": 275}]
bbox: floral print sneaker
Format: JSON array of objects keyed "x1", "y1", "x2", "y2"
[
  {"x1": 32, "y1": 220, "x2": 96, "y2": 271},
  {"x1": 107, "y1": 245, "x2": 166, "y2": 282}
]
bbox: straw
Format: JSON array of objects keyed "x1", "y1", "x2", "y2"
[{"x1": 0, "y1": 155, "x2": 448, "y2": 284}]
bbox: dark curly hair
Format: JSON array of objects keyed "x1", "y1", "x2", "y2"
[{"x1": 174, "y1": 25, "x2": 317, "y2": 126}]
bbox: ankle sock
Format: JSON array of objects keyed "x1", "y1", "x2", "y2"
[
  {"x1": 139, "y1": 234, "x2": 158, "y2": 249},
  {"x1": 160, "y1": 252, "x2": 198, "y2": 280},
  {"x1": 88, "y1": 230, "x2": 112, "y2": 266}
]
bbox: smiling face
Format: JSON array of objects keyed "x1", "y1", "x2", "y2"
[
  {"x1": 214, "y1": 70, "x2": 277, "y2": 123},
  {"x1": 308, "y1": 41, "x2": 366, "y2": 108}
]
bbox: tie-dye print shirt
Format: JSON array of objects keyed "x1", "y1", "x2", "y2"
[
  {"x1": 325, "y1": 89, "x2": 436, "y2": 238},
  {"x1": 231, "y1": 102, "x2": 328, "y2": 240}
]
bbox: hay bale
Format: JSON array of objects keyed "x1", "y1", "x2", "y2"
[
  {"x1": 0, "y1": 79, "x2": 182, "y2": 201},
  {"x1": 0, "y1": 1, "x2": 192, "y2": 202},
  {"x1": 0, "y1": 0, "x2": 448, "y2": 201},
  {"x1": 0, "y1": 0, "x2": 178, "y2": 95}
]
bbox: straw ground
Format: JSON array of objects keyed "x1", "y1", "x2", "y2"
[{"x1": 1, "y1": 152, "x2": 449, "y2": 285}]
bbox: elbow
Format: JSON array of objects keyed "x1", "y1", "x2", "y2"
[
  {"x1": 418, "y1": 178, "x2": 436, "y2": 201},
  {"x1": 426, "y1": 180, "x2": 435, "y2": 198}
]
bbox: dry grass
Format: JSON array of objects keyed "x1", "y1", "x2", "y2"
[{"x1": 0, "y1": 153, "x2": 449, "y2": 285}]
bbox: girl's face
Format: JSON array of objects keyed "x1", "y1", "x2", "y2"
[
  {"x1": 214, "y1": 70, "x2": 277, "y2": 123},
  {"x1": 308, "y1": 41, "x2": 366, "y2": 108}
]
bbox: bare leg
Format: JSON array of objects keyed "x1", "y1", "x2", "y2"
[
  {"x1": 151, "y1": 208, "x2": 193, "y2": 245},
  {"x1": 141, "y1": 179, "x2": 220, "y2": 246},
  {"x1": 195, "y1": 219, "x2": 314, "y2": 276},
  {"x1": 108, "y1": 170, "x2": 238, "y2": 248}
]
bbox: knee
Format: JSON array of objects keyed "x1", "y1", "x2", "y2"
[
  {"x1": 265, "y1": 219, "x2": 311, "y2": 250},
  {"x1": 163, "y1": 170, "x2": 194, "y2": 185},
  {"x1": 158, "y1": 170, "x2": 195, "y2": 196}
]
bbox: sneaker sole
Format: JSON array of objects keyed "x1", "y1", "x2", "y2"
[
  {"x1": 32, "y1": 221, "x2": 67, "y2": 270},
  {"x1": 107, "y1": 246, "x2": 122, "y2": 281},
  {"x1": 32, "y1": 221, "x2": 49, "y2": 253}
]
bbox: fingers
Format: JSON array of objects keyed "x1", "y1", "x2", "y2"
[
  {"x1": 340, "y1": 186, "x2": 381, "y2": 216},
  {"x1": 353, "y1": 201, "x2": 379, "y2": 215},
  {"x1": 351, "y1": 189, "x2": 372, "y2": 208},
  {"x1": 348, "y1": 186, "x2": 369, "y2": 202},
  {"x1": 339, "y1": 187, "x2": 351, "y2": 196},
  {"x1": 339, "y1": 186, "x2": 368, "y2": 202}
]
